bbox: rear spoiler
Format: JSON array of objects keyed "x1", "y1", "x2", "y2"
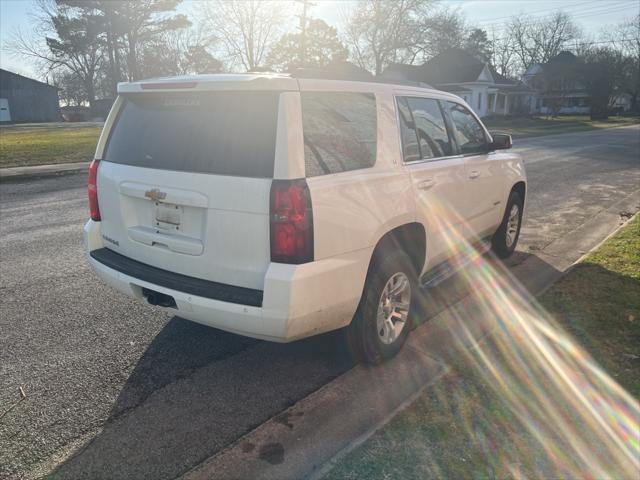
[{"x1": 117, "y1": 75, "x2": 298, "y2": 94}]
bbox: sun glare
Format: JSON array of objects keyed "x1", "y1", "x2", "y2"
[{"x1": 409, "y1": 202, "x2": 639, "y2": 477}]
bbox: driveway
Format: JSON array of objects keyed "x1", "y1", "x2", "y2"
[{"x1": 0, "y1": 125, "x2": 638, "y2": 479}]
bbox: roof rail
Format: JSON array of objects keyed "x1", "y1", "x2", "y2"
[
  {"x1": 288, "y1": 67, "x2": 373, "y2": 81},
  {"x1": 288, "y1": 67, "x2": 433, "y2": 88}
]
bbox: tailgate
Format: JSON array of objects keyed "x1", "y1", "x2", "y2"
[{"x1": 96, "y1": 90, "x2": 281, "y2": 290}]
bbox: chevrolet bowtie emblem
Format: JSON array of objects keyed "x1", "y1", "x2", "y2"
[{"x1": 145, "y1": 188, "x2": 167, "y2": 201}]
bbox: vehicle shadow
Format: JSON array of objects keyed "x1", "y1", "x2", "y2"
[
  {"x1": 49, "y1": 250, "x2": 562, "y2": 480},
  {"x1": 48, "y1": 317, "x2": 356, "y2": 479}
]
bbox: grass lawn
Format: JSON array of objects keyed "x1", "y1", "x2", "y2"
[
  {"x1": 484, "y1": 114, "x2": 640, "y2": 138},
  {"x1": 1, "y1": 114, "x2": 637, "y2": 168},
  {"x1": 0, "y1": 123, "x2": 102, "y2": 168},
  {"x1": 324, "y1": 216, "x2": 639, "y2": 480}
]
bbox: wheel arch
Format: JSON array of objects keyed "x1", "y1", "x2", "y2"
[
  {"x1": 367, "y1": 222, "x2": 427, "y2": 278},
  {"x1": 511, "y1": 180, "x2": 526, "y2": 202}
]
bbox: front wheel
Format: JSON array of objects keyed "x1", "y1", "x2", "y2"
[
  {"x1": 347, "y1": 250, "x2": 417, "y2": 364},
  {"x1": 492, "y1": 190, "x2": 523, "y2": 258}
]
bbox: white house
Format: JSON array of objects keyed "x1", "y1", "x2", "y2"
[{"x1": 382, "y1": 49, "x2": 534, "y2": 117}]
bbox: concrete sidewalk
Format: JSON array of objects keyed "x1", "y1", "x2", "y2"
[{"x1": 0, "y1": 161, "x2": 90, "y2": 182}]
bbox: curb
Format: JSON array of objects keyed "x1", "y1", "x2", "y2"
[
  {"x1": 493, "y1": 122, "x2": 640, "y2": 141},
  {"x1": 571, "y1": 212, "x2": 637, "y2": 267},
  {"x1": 531, "y1": 212, "x2": 640, "y2": 299},
  {"x1": 0, "y1": 161, "x2": 90, "y2": 182}
]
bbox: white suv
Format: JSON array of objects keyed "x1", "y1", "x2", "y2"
[{"x1": 85, "y1": 73, "x2": 526, "y2": 363}]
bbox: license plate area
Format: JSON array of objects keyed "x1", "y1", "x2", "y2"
[{"x1": 154, "y1": 202, "x2": 183, "y2": 230}]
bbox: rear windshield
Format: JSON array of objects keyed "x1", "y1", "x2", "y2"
[{"x1": 104, "y1": 91, "x2": 280, "y2": 178}]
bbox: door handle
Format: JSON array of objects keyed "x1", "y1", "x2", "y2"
[
  {"x1": 417, "y1": 179, "x2": 436, "y2": 190},
  {"x1": 468, "y1": 170, "x2": 480, "y2": 179}
]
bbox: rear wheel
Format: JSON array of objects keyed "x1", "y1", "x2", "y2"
[
  {"x1": 492, "y1": 190, "x2": 523, "y2": 258},
  {"x1": 348, "y1": 250, "x2": 417, "y2": 364}
]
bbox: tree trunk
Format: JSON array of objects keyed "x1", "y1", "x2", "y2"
[
  {"x1": 85, "y1": 78, "x2": 96, "y2": 114},
  {"x1": 590, "y1": 99, "x2": 608, "y2": 120},
  {"x1": 106, "y1": 27, "x2": 118, "y2": 98},
  {"x1": 105, "y1": 10, "x2": 121, "y2": 98},
  {"x1": 127, "y1": 33, "x2": 138, "y2": 81}
]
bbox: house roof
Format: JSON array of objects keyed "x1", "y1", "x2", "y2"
[
  {"x1": 0, "y1": 68, "x2": 59, "y2": 90},
  {"x1": 490, "y1": 67, "x2": 518, "y2": 85},
  {"x1": 524, "y1": 51, "x2": 581, "y2": 78},
  {"x1": 546, "y1": 51, "x2": 578, "y2": 66},
  {"x1": 382, "y1": 49, "x2": 486, "y2": 85},
  {"x1": 382, "y1": 50, "x2": 537, "y2": 96}
]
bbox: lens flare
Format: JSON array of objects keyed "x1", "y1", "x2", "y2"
[{"x1": 407, "y1": 199, "x2": 639, "y2": 478}]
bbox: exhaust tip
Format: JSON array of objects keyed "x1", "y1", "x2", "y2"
[{"x1": 142, "y1": 287, "x2": 177, "y2": 309}]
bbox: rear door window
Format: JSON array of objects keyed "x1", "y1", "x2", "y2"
[
  {"x1": 445, "y1": 102, "x2": 488, "y2": 155},
  {"x1": 406, "y1": 97, "x2": 453, "y2": 158},
  {"x1": 104, "y1": 91, "x2": 280, "y2": 177},
  {"x1": 301, "y1": 92, "x2": 377, "y2": 177},
  {"x1": 396, "y1": 97, "x2": 420, "y2": 162}
]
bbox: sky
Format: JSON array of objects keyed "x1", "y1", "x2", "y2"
[{"x1": 1, "y1": 0, "x2": 637, "y2": 80}]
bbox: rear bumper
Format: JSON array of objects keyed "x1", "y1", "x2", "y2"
[
  {"x1": 90, "y1": 248, "x2": 263, "y2": 307},
  {"x1": 84, "y1": 220, "x2": 370, "y2": 342}
]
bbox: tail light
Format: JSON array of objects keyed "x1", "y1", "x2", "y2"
[
  {"x1": 270, "y1": 179, "x2": 314, "y2": 264},
  {"x1": 88, "y1": 159, "x2": 101, "y2": 221}
]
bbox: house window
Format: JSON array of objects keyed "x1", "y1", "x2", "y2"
[{"x1": 477, "y1": 93, "x2": 482, "y2": 110}]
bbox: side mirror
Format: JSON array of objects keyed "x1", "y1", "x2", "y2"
[{"x1": 489, "y1": 132, "x2": 512, "y2": 150}]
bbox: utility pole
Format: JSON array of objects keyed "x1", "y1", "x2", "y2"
[{"x1": 296, "y1": 0, "x2": 315, "y2": 68}]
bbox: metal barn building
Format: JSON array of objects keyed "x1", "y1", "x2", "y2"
[{"x1": 0, "y1": 69, "x2": 60, "y2": 123}]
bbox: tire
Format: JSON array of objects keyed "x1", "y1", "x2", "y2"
[
  {"x1": 492, "y1": 190, "x2": 523, "y2": 259},
  {"x1": 347, "y1": 250, "x2": 417, "y2": 365}
]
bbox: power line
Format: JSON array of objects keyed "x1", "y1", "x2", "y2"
[
  {"x1": 477, "y1": 1, "x2": 634, "y2": 30},
  {"x1": 570, "y1": 3, "x2": 636, "y2": 20},
  {"x1": 474, "y1": 0, "x2": 603, "y2": 26},
  {"x1": 491, "y1": 35, "x2": 637, "y2": 46}
]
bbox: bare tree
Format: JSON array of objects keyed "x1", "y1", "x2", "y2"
[
  {"x1": 139, "y1": 27, "x2": 223, "y2": 78},
  {"x1": 342, "y1": 0, "x2": 434, "y2": 75},
  {"x1": 201, "y1": 0, "x2": 288, "y2": 71},
  {"x1": 602, "y1": 14, "x2": 640, "y2": 111},
  {"x1": 491, "y1": 30, "x2": 516, "y2": 77},
  {"x1": 508, "y1": 11, "x2": 580, "y2": 71},
  {"x1": 8, "y1": 1, "x2": 103, "y2": 104},
  {"x1": 408, "y1": 7, "x2": 466, "y2": 63},
  {"x1": 51, "y1": 69, "x2": 88, "y2": 106}
]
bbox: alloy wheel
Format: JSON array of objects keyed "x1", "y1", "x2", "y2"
[{"x1": 376, "y1": 272, "x2": 411, "y2": 345}]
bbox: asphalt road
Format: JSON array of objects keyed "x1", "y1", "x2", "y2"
[{"x1": 1, "y1": 126, "x2": 638, "y2": 479}]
